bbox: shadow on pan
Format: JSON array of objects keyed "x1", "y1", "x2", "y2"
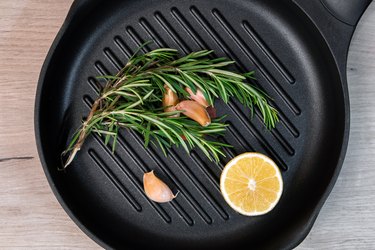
[{"x1": 35, "y1": 0, "x2": 371, "y2": 249}]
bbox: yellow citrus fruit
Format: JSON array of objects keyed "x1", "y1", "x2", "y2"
[{"x1": 220, "y1": 152, "x2": 283, "y2": 216}]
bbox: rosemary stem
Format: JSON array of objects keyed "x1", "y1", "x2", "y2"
[{"x1": 62, "y1": 98, "x2": 102, "y2": 169}]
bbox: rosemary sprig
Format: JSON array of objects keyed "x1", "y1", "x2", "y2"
[
  {"x1": 99, "y1": 48, "x2": 278, "y2": 128},
  {"x1": 61, "y1": 43, "x2": 278, "y2": 169}
]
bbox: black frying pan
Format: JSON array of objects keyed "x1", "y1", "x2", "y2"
[{"x1": 35, "y1": 0, "x2": 371, "y2": 249}]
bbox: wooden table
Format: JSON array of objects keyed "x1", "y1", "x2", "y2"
[{"x1": 1, "y1": 1, "x2": 374, "y2": 249}]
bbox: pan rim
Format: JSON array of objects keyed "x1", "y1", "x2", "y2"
[{"x1": 34, "y1": 1, "x2": 111, "y2": 249}]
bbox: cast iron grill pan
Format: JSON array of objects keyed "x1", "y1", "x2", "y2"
[{"x1": 35, "y1": 0, "x2": 371, "y2": 249}]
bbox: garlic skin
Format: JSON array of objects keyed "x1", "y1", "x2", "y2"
[
  {"x1": 162, "y1": 85, "x2": 179, "y2": 115},
  {"x1": 175, "y1": 100, "x2": 211, "y2": 127},
  {"x1": 206, "y1": 106, "x2": 217, "y2": 119},
  {"x1": 143, "y1": 171, "x2": 176, "y2": 203},
  {"x1": 185, "y1": 87, "x2": 209, "y2": 108}
]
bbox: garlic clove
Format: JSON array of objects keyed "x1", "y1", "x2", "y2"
[
  {"x1": 185, "y1": 87, "x2": 209, "y2": 108},
  {"x1": 143, "y1": 170, "x2": 176, "y2": 203},
  {"x1": 162, "y1": 85, "x2": 179, "y2": 116},
  {"x1": 175, "y1": 100, "x2": 211, "y2": 127}
]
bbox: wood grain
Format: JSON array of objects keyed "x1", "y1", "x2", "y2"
[
  {"x1": 0, "y1": 0, "x2": 374, "y2": 249},
  {"x1": 0, "y1": 0, "x2": 99, "y2": 249}
]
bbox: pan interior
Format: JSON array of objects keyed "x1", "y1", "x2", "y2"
[{"x1": 37, "y1": 0, "x2": 345, "y2": 249}]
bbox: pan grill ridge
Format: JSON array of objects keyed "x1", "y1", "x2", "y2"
[{"x1": 83, "y1": 5, "x2": 300, "y2": 226}]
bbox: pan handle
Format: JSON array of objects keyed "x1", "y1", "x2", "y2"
[
  {"x1": 320, "y1": 0, "x2": 372, "y2": 26},
  {"x1": 292, "y1": 0, "x2": 372, "y2": 79}
]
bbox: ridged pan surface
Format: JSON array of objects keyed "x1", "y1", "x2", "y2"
[{"x1": 35, "y1": 0, "x2": 347, "y2": 249}]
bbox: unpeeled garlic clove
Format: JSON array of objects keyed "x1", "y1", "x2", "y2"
[
  {"x1": 185, "y1": 87, "x2": 209, "y2": 108},
  {"x1": 143, "y1": 170, "x2": 176, "y2": 203},
  {"x1": 175, "y1": 100, "x2": 211, "y2": 127},
  {"x1": 162, "y1": 85, "x2": 179, "y2": 116}
]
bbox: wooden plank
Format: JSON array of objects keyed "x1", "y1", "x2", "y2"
[
  {"x1": 0, "y1": 0, "x2": 99, "y2": 248},
  {"x1": 0, "y1": 0, "x2": 374, "y2": 249}
]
